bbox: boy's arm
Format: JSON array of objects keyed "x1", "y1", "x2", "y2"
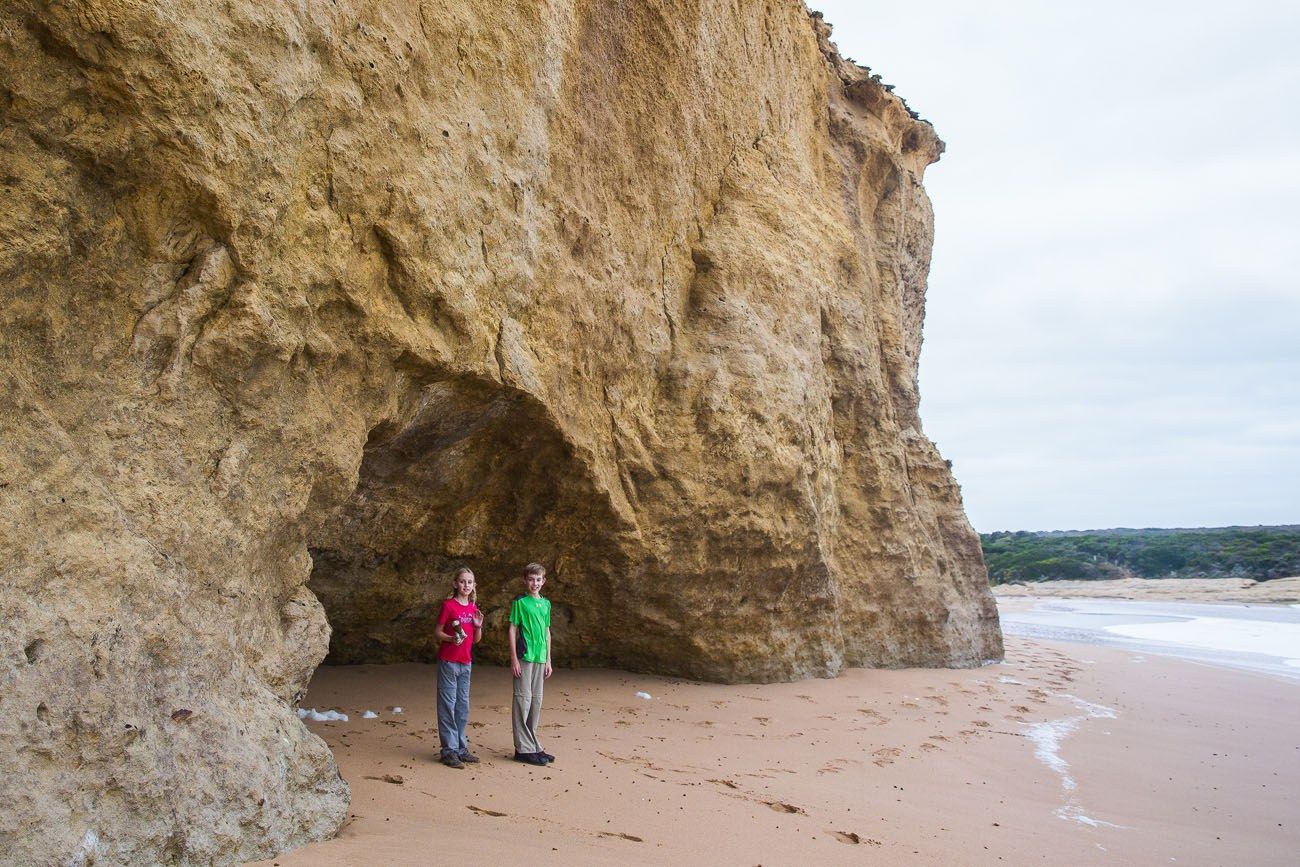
[
  {"x1": 543, "y1": 627, "x2": 552, "y2": 679},
  {"x1": 508, "y1": 623, "x2": 522, "y2": 678}
]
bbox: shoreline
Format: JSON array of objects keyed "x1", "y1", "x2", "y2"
[{"x1": 250, "y1": 636, "x2": 1299, "y2": 866}]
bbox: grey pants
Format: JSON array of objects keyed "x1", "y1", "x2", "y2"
[
  {"x1": 512, "y1": 662, "x2": 545, "y2": 754},
  {"x1": 436, "y1": 660, "x2": 471, "y2": 758}
]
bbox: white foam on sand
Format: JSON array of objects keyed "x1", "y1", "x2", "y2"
[
  {"x1": 1024, "y1": 695, "x2": 1124, "y2": 828},
  {"x1": 297, "y1": 708, "x2": 349, "y2": 722},
  {"x1": 362, "y1": 710, "x2": 379, "y2": 719},
  {"x1": 1058, "y1": 804, "x2": 1125, "y2": 829},
  {"x1": 1105, "y1": 617, "x2": 1300, "y2": 663}
]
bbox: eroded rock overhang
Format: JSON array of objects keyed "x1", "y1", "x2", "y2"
[{"x1": 1, "y1": 1, "x2": 1001, "y2": 863}]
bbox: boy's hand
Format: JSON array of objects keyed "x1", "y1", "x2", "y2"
[
  {"x1": 511, "y1": 658, "x2": 522, "y2": 678},
  {"x1": 544, "y1": 662, "x2": 553, "y2": 679}
]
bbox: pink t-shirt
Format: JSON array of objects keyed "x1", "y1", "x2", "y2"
[{"x1": 436, "y1": 598, "x2": 479, "y2": 664}]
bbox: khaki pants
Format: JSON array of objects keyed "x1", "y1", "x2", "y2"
[{"x1": 512, "y1": 662, "x2": 545, "y2": 754}]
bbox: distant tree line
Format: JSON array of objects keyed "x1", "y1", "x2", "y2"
[{"x1": 980, "y1": 525, "x2": 1300, "y2": 584}]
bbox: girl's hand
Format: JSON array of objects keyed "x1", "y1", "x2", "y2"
[
  {"x1": 511, "y1": 658, "x2": 522, "y2": 678},
  {"x1": 543, "y1": 662, "x2": 553, "y2": 679},
  {"x1": 472, "y1": 609, "x2": 484, "y2": 629}
]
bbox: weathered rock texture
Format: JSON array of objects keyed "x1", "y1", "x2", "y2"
[{"x1": 0, "y1": 0, "x2": 1001, "y2": 862}]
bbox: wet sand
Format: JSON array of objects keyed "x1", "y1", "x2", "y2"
[{"x1": 250, "y1": 637, "x2": 1298, "y2": 866}]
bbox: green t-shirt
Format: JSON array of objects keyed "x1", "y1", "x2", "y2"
[{"x1": 509, "y1": 595, "x2": 551, "y2": 664}]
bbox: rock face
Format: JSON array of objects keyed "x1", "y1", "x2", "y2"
[{"x1": 0, "y1": 0, "x2": 1001, "y2": 862}]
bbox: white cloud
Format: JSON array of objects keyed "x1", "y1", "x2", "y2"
[{"x1": 813, "y1": 1, "x2": 1300, "y2": 530}]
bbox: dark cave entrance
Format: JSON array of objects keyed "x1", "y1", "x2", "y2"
[{"x1": 305, "y1": 374, "x2": 616, "y2": 669}]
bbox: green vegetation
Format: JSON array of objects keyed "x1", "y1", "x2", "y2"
[{"x1": 981, "y1": 525, "x2": 1300, "y2": 584}]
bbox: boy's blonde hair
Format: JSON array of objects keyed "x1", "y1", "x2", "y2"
[
  {"x1": 449, "y1": 566, "x2": 476, "y2": 604},
  {"x1": 522, "y1": 562, "x2": 546, "y2": 578}
]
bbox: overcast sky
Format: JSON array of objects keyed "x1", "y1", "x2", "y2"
[{"x1": 811, "y1": 1, "x2": 1300, "y2": 532}]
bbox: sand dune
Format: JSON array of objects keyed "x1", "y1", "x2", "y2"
[{"x1": 248, "y1": 637, "x2": 1298, "y2": 866}]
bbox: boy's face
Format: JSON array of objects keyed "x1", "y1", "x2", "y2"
[
  {"x1": 525, "y1": 573, "x2": 545, "y2": 595},
  {"x1": 455, "y1": 573, "x2": 475, "y2": 597}
]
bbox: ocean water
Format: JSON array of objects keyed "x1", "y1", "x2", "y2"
[{"x1": 998, "y1": 598, "x2": 1300, "y2": 681}]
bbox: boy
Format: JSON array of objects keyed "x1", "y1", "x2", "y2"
[{"x1": 508, "y1": 562, "x2": 553, "y2": 765}]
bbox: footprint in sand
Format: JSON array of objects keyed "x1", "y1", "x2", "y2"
[
  {"x1": 753, "y1": 717, "x2": 770, "y2": 725},
  {"x1": 871, "y1": 747, "x2": 902, "y2": 766},
  {"x1": 972, "y1": 720, "x2": 991, "y2": 728},
  {"x1": 817, "y1": 759, "x2": 853, "y2": 775},
  {"x1": 918, "y1": 742, "x2": 942, "y2": 752},
  {"x1": 899, "y1": 701, "x2": 921, "y2": 710},
  {"x1": 922, "y1": 695, "x2": 949, "y2": 707},
  {"x1": 929, "y1": 734, "x2": 949, "y2": 742},
  {"x1": 857, "y1": 709, "x2": 888, "y2": 725},
  {"x1": 765, "y1": 800, "x2": 806, "y2": 814}
]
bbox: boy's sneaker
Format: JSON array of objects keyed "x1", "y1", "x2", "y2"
[
  {"x1": 458, "y1": 751, "x2": 480, "y2": 764},
  {"x1": 441, "y1": 753, "x2": 465, "y2": 769},
  {"x1": 513, "y1": 751, "x2": 547, "y2": 765},
  {"x1": 537, "y1": 751, "x2": 555, "y2": 763}
]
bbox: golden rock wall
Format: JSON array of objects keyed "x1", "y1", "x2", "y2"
[{"x1": 0, "y1": 1, "x2": 1000, "y2": 861}]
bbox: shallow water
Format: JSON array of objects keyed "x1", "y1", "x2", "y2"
[{"x1": 997, "y1": 597, "x2": 1300, "y2": 682}]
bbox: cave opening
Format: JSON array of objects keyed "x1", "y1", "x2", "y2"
[{"x1": 305, "y1": 373, "x2": 614, "y2": 671}]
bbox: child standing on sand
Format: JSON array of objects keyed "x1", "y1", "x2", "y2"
[
  {"x1": 508, "y1": 562, "x2": 553, "y2": 766},
  {"x1": 434, "y1": 567, "x2": 484, "y2": 769}
]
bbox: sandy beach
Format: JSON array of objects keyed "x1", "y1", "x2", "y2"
[
  {"x1": 251, "y1": 630, "x2": 1299, "y2": 866},
  {"x1": 993, "y1": 576, "x2": 1300, "y2": 604}
]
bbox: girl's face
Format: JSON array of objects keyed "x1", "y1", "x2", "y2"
[{"x1": 455, "y1": 572, "x2": 475, "y2": 598}]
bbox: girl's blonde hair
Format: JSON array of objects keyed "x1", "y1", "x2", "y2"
[{"x1": 449, "y1": 566, "x2": 476, "y2": 605}]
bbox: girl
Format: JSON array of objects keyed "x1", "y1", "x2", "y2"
[{"x1": 434, "y1": 567, "x2": 484, "y2": 768}]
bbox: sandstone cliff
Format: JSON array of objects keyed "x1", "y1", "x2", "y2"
[{"x1": 0, "y1": 0, "x2": 1001, "y2": 862}]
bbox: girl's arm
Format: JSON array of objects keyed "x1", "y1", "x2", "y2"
[
  {"x1": 471, "y1": 607, "x2": 484, "y2": 644},
  {"x1": 543, "y1": 627, "x2": 553, "y2": 679},
  {"x1": 432, "y1": 604, "x2": 452, "y2": 643}
]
